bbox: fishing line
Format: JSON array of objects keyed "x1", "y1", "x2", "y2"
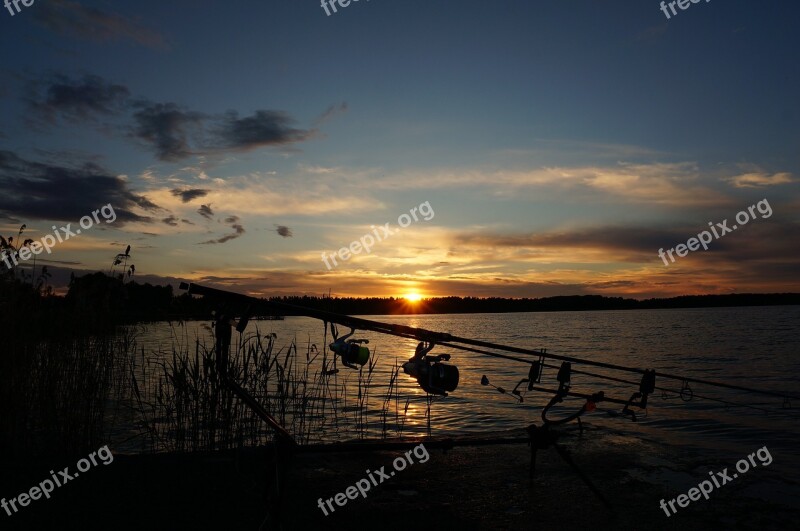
[{"x1": 440, "y1": 341, "x2": 798, "y2": 416}]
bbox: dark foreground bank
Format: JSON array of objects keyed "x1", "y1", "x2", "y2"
[{"x1": 0, "y1": 427, "x2": 796, "y2": 531}]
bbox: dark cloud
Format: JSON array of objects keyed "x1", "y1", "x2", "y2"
[
  {"x1": 170, "y1": 188, "x2": 210, "y2": 203},
  {"x1": 198, "y1": 204, "x2": 214, "y2": 221},
  {"x1": 27, "y1": 74, "x2": 130, "y2": 124},
  {"x1": 131, "y1": 104, "x2": 313, "y2": 161},
  {"x1": 452, "y1": 219, "x2": 800, "y2": 280},
  {"x1": 453, "y1": 226, "x2": 684, "y2": 254},
  {"x1": 276, "y1": 225, "x2": 293, "y2": 238},
  {"x1": 200, "y1": 215, "x2": 245, "y2": 245},
  {"x1": 214, "y1": 110, "x2": 314, "y2": 152},
  {"x1": 162, "y1": 215, "x2": 179, "y2": 227},
  {"x1": 33, "y1": 0, "x2": 166, "y2": 48},
  {"x1": 313, "y1": 102, "x2": 348, "y2": 126},
  {"x1": 0, "y1": 150, "x2": 159, "y2": 224},
  {"x1": 130, "y1": 102, "x2": 205, "y2": 162},
  {"x1": 25, "y1": 74, "x2": 317, "y2": 162}
]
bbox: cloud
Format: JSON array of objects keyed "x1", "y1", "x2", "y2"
[
  {"x1": 453, "y1": 226, "x2": 680, "y2": 262},
  {"x1": 725, "y1": 172, "x2": 795, "y2": 188},
  {"x1": 276, "y1": 225, "x2": 293, "y2": 238},
  {"x1": 314, "y1": 162, "x2": 730, "y2": 207},
  {"x1": 313, "y1": 102, "x2": 348, "y2": 126},
  {"x1": 200, "y1": 215, "x2": 245, "y2": 244},
  {"x1": 24, "y1": 216, "x2": 796, "y2": 298},
  {"x1": 170, "y1": 187, "x2": 210, "y2": 203},
  {"x1": 213, "y1": 110, "x2": 314, "y2": 152},
  {"x1": 127, "y1": 102, "x2": 315, "y2": 161},
  {"x1": 25, "y1": 74, "x2": 317, "y2": 162},
  {"x1": 130, "y1": 102, "x2": 205, "y2": 162},
  {"x1": 139, "y1": 170, "x2": 383, "y2": 219},
  {"x1": 162, "y1": 215, "x2": 179, "y2": 226},
  {"x1": 446, "y1": 214, "x2": 800, "y2": 274},
  {"x1": 131, "y1": 104, "x2": 313, "y2": 161},
  {"x1": 148, "y1": 166, "x2": 374, "y2": 218},
  {"x1": 33, "y1": 0, "x2": 165, "y2": 48},
  {"x1": 0, "y1": 150, "x2": 159, "y2": 224},
  {"x1": 27, "y1": 74, "x2": 130, "y2": 124},
  {"x1": 198, "y1": 204, "x2": 214, "y2": 221}
]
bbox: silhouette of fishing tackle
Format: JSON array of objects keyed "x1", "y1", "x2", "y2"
[
  {"x1": 491, "y1": 361, "x2": 612, "y2": 510},
  {"x1": 329, "y1": 323, "x2": 370, "y2": 369},
  {"x1": 178, "y1": 281, "x2": 800, "y2": 517},
  {"x1": 481, "y1": 358, "x2": 543, "y2": 403},
  {"x1": 402, "y1": 341, "x2": 460, "y2": 396},
  {"x1": 481, "y1": 374, "x2": 521, "y2": 402},
  {"x1": 180, "y1": 281, "x2": 798, "y2": 420},
  {"x1": 622, "y1": 369, "x2": 656, "y2": 421}
]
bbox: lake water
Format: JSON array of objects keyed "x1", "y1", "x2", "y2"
[{"x1": 129, "y1": 306, "x2": 800, "y2": 478}]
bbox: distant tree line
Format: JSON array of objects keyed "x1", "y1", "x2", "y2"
[
  {"x1": 267, "y1": 293, "x2": 800, "y2": 316},
  {"x1": 60, "y1": 288, "x2": 800, "y2": 322},
  {"x1": 3, "y1": 270, "x2": 799, "y2": 336}
]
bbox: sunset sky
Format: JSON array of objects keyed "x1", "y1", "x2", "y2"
[{"x1": 1, "y1": 0, "x2": 798, "y2": 298}]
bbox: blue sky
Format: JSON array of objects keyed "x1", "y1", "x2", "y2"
[{"x1": 1, "y1": 0, "x2": 798, "y2": 298}]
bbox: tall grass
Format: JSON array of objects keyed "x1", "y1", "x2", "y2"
[
  {"x1": 0, "y1": 331, "x2": 135, "y2": 459},
  {"x1": 0, "y1": 304, "x2": 422, "y2": 458},
  {"x1": 129, "y1": 326, "x2": 410, "y2": 452}
]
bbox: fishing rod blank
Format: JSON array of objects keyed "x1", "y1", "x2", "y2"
[{"x1": 179, "y1": 282, "x2": 798, "y2": 403}]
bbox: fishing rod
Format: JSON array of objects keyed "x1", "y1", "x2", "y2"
[{"x1": 179, "y1": 282, "x2": 798, "y2": 405}]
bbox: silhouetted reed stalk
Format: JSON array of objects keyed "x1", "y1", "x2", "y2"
[
  {"x1": 0, "y1": 330, "x2": 136, "y2": 458},
  {"x1": 130, "y1": 326, "x2": 408, "y2": 452}
]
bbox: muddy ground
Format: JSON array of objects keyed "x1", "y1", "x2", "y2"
[{"x1": 0, "y1": 426, "x2": 796, "y2": 530}]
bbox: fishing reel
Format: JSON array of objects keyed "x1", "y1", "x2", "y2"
[
  {"x1": 402, "y1": 341, "x2": 459, "y2": 396},
  {"x1": 329, "y1": 324, "x2": 370, "y2": 369}
]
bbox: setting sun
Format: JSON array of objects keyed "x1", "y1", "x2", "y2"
[{"x1": 404, "y1": 293, "x2": 423, "y2": 302}]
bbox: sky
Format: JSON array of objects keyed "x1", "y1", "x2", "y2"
[{"x1": 1, "y1": 0, "x2": 798, "y2": 299}]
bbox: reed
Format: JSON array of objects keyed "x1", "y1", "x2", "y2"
[
  {"x1": 0, "y1": 330, "x2": 136, "y2": 459},
  {"x1": 129, "y1": 325, "x2": 409, "y2": 452},
  {"x1": 0, "y1": 271, "x2": 417, "y2": 458}
]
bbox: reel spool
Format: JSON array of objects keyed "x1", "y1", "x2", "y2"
[
  {"x1": 329, "y1": 325, "x2": 370, "y2": 369},
  {"x1": 403, "y1": 341, "x2": 459, "y2": 396},
  {"x1": 331, "y1": 341, "x2": 370, "y2": 368}
]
